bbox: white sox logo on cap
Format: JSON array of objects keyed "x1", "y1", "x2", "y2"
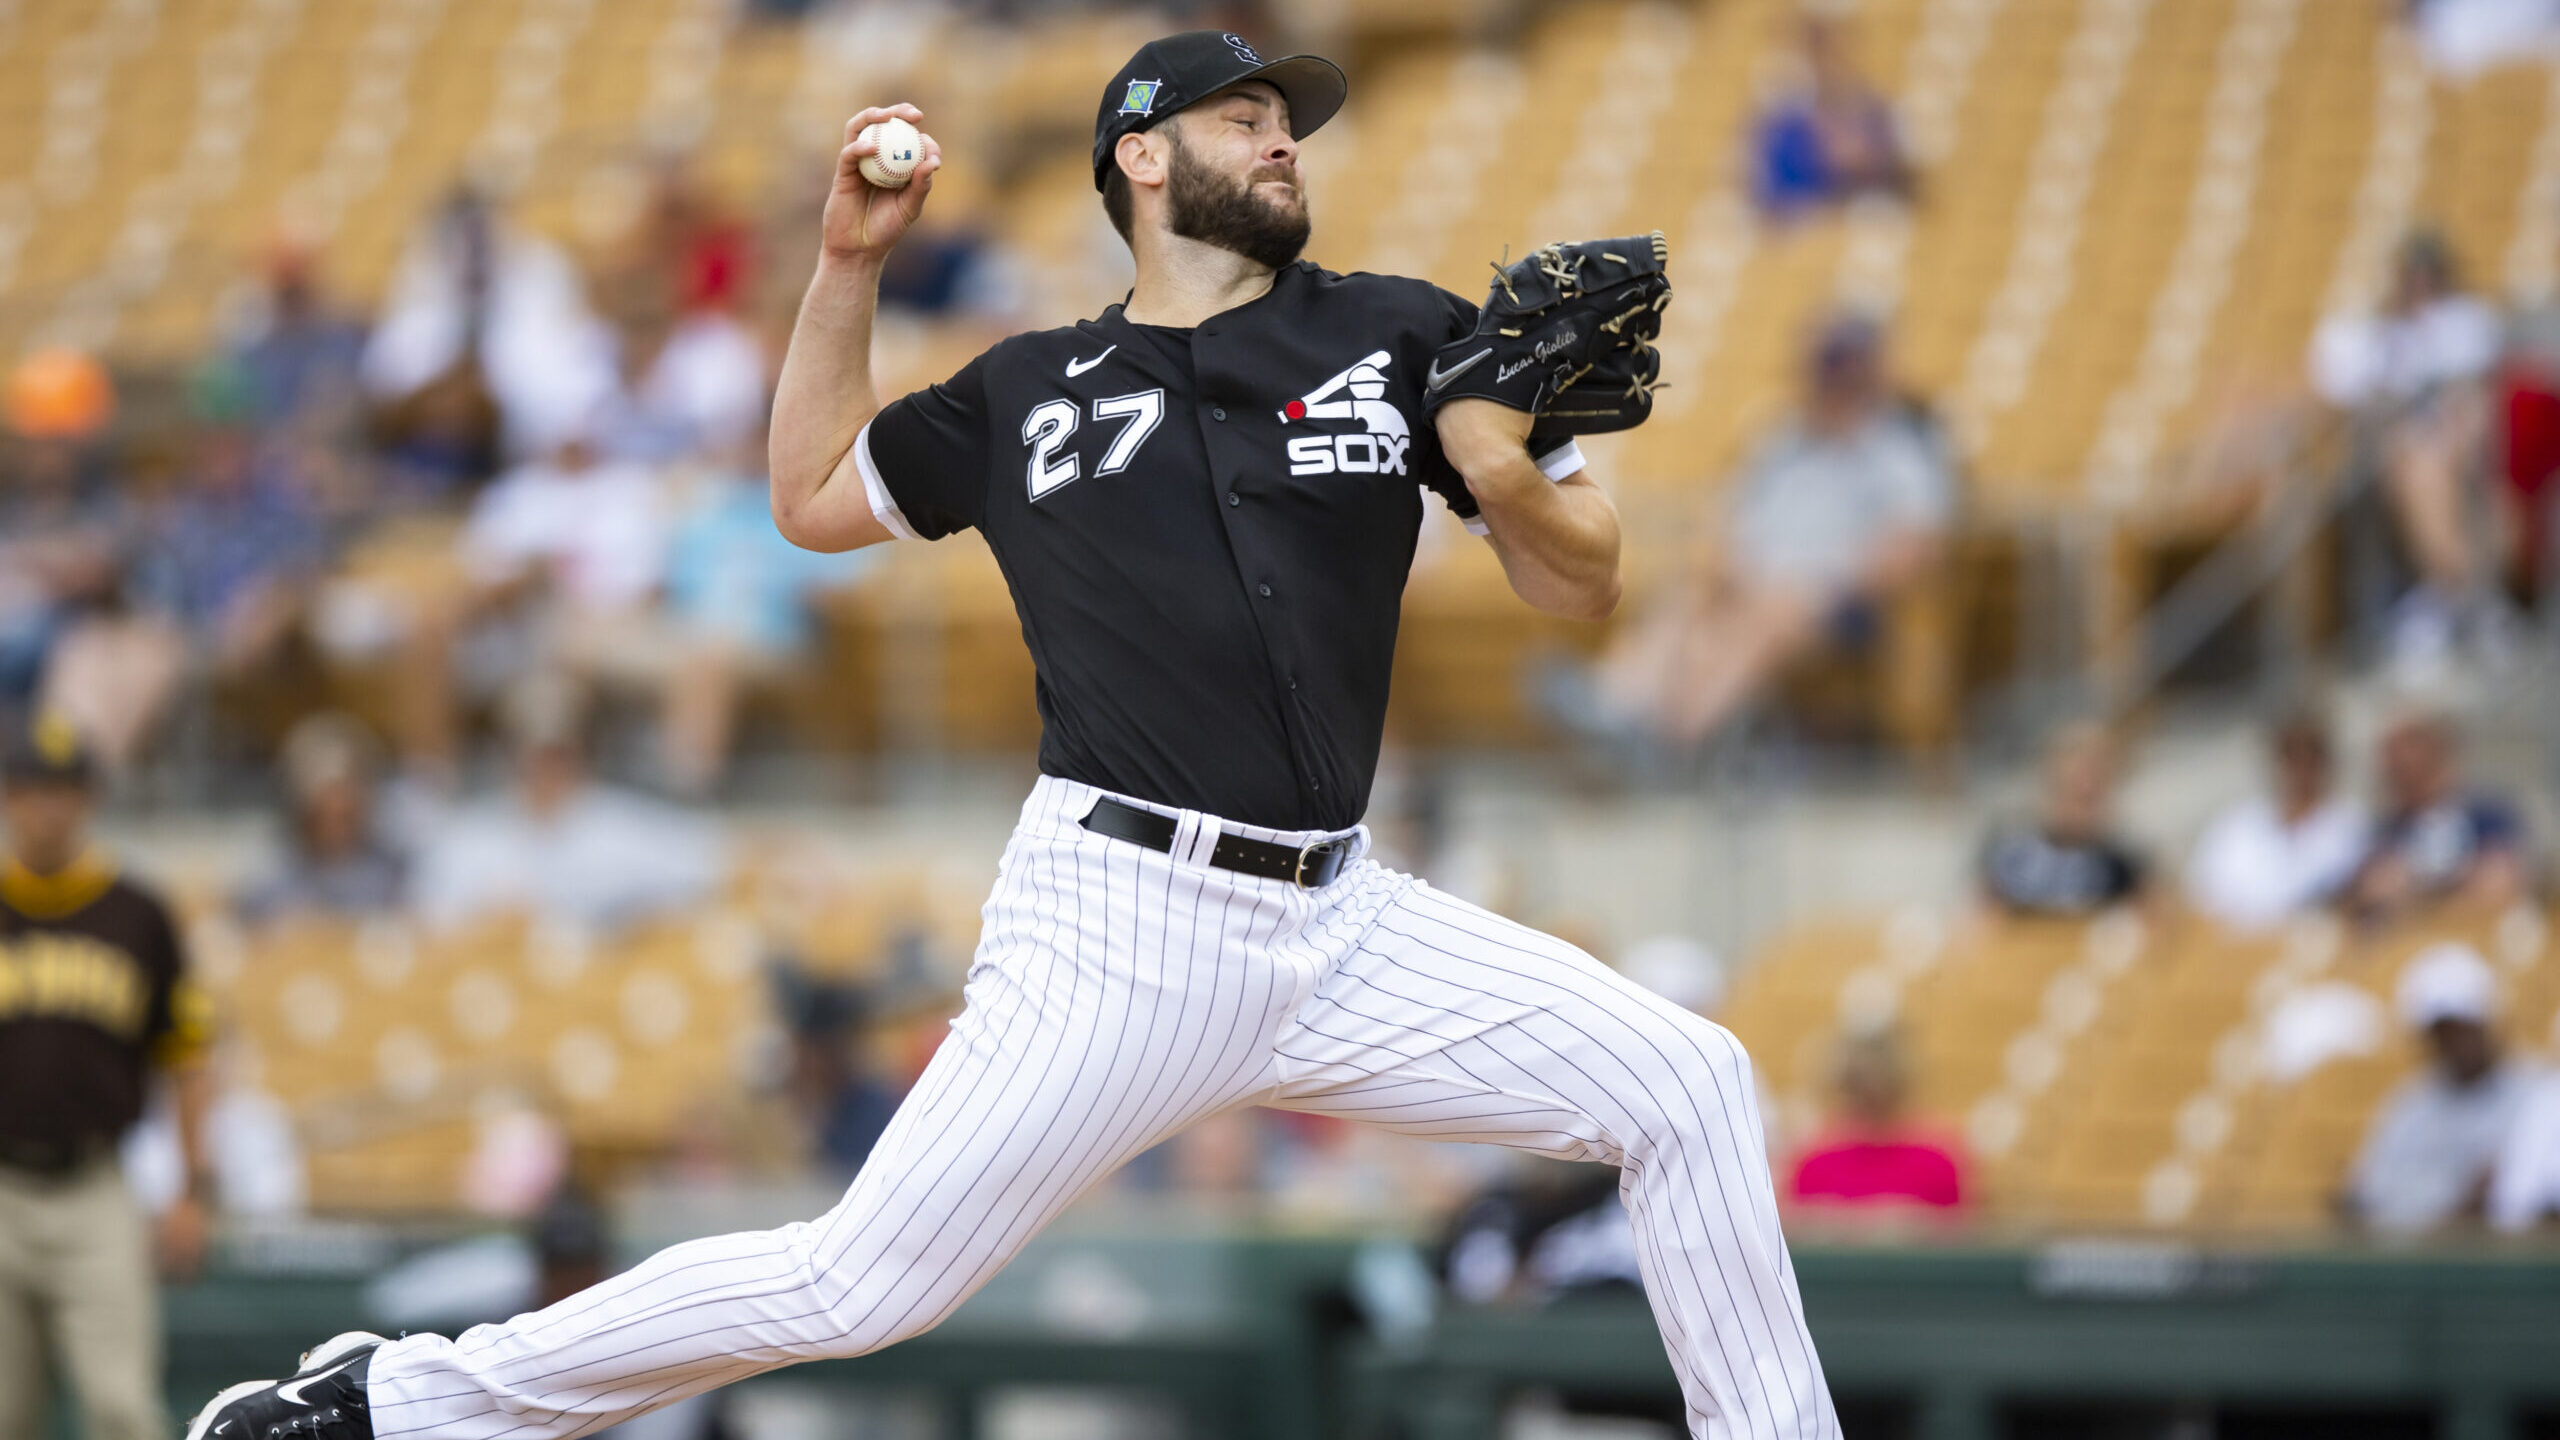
[{"x1": 1223, "y1": 33, "x2": 1261, "y2": 63}]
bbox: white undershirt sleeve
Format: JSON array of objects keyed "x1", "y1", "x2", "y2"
[{"x1": 853, "y1": 421, "x2": 923, "y2": 542}]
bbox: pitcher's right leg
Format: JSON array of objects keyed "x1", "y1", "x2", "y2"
[{"x1": 343, "y1": 788, "x2": 1289, "y2": 1440}]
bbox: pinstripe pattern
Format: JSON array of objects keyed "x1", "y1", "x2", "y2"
[{"x1": 363, "y1": 777, "x2": 1838, "y2": 1440}]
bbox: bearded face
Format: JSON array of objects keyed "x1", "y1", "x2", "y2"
[{"x1": 1163, "y1": 121, "x2": 1310, "y2": 270}]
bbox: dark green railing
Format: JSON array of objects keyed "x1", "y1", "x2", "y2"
[{"x1": 154, "y1": 1227, "x2": 2560, "y2": 1440}]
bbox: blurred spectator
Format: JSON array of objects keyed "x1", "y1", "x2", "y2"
[
  {"x1": 106, "y1": 368, "x2": 338, "y2": 763},
  {"x1": 1557, "y1": 314, "x2": 1951, "y2": 751},
  {"x1": 409, "y1": 674, "x2": 725, "y2": 930},
  {"x1": 2310, "y1": 231, "x2": 2508, "y2": 669},
  {"x1": 2346, "y1": 707, "x2": 2529, "y2": 924},
  {"x1": 0, "y1": 714, "x2": 211, "y2": 1440},
  {"x1": 364, "y1": 185, "x2": 617, "y2": 463},
  {"x1": 460, "y1": 1099, "x2": 571, "y2": 1220},
  {"x1": 1979, "y1": 723, "x2": 2147, "y2": 918},
  {"x1": 587, "y1": 268, "x2": 769, "y2": 466},
  {"x1": 369, "y1": 357, "x2": 502, "y2": 505},
  {"x1": 2497, "y1": 289, "x2": 2560, "y2": 604},
  {"x1": 773, "y1": 967, "x2": 899, "y2": 1177},
  {"x1": 644, "y1": 437, "x2": 869, "y2": 795},
  {"x1": 37, "y1": 616, "x2": 182, "y2": 782},
  {"x1": 2, "y1": 347, "x2": 114, "y2": 442},
  {"x1": 463, "y1": 432, "x2": 668, "y2": 613},
  {"x1": 876, "y1": 224, "x2": 997, "y2": 315},
  {"x1": 2342, "y1": 943, "x2": 2533, "y2": 1233},
  {"x1": 2184, "y1": 711, "x2": 2368, "y2": 932},
  {"x1": 1, "y1": 457, "x2": 112, "y2": 728},
  {"x1": 644, "y1": 158, "x2": 758, "y2": 316},
  {"x1": 398, "y1": 431, "x2": 669, "y2": 770},
  {"x1": 4, "y1": 360, "x2": 197, "y2": 777},
  {"x1": 2407, "y1": 0, "x2": 2560, "y2": 76},
  {"x1": 1439, "y1": 1161, "x2": 1638, "y2": 1306},
  {"x1": 1787, "y1": 1025, "x2": 1966, "y2": 1215},
  {"x1": 1752, "y1": 14, "x2": 1913, "y2": 219},
  {"x1": 234, "y1": 712, "x2": 410, "y2": 922},
  {"x1": 229, "y1": 238, "x2": 368, "y2": 436},
  {"x1": 530, "y1": 1184, "x2": 610, "y2": 1305},
  {"x1": 2490, "y1": 1065, "x2": 2560, "y2": 1232},
  {"x1": 2, "y1": 354, "x2": 125, "y2": 724}
]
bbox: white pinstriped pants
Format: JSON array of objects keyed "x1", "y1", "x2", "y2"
[{"x1": 366, "y1": 777, "x2": 1838, "y2": 1440}]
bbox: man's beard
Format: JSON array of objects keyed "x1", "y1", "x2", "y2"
[{"x1": 1164, "y1": 131, "x2": 1310, "y2": 270}]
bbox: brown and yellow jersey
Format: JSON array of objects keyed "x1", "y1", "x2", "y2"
[{"x1": 0, "y1": 851, "x2": 207, "y2": 1165}]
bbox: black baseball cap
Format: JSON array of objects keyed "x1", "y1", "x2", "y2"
[
  {"x1": 1091, "y1": 30, "x2": 1348, "y2": 193},
  {"x1": 1, "y1": 712, "x2": 96, "y2": 788}
]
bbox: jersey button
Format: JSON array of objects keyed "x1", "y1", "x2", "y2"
[
  {"x1": 1211, "y1": 407, "x2": 1227, "y2": 421},
  {"x1": 1227, "y1": 491, "x2": 1240, "y2": 507},
  {"x1": 1258, "y1": 584, "x2": 1273, "y2": 598}
]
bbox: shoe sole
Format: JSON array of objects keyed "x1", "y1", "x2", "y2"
[{"x1": 183, "y1": 1331, "x2": 389, "y2": 1440}]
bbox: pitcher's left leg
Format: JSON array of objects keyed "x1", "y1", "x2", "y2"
[{"x1": 1270, "y1": 878, "x2": 1837, "y2": 1440}]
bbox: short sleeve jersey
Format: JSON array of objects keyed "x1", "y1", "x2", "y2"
[
  {"x1": 2374, "y1": 793, "x2": 2525, "y2": 893},
  {"x1": 1979, "y1": 824, "x2": 2147, "y2": 917},
  {"x1": 0, "y1": 855, "x2": 207, "y2": 1160},
  {"x1": 856, "y1": 261, "x2": 1582, "y2": 831}
]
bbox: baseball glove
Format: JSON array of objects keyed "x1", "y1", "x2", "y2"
[{"x1": 1423, "y1": 232, "x2": 1671, "y2": 434}]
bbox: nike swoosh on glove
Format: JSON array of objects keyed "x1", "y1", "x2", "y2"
[{"x1": 1423, "y1": 232, "x2": 1671, "y2": 435}]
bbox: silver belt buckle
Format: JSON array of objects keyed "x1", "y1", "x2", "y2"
[{"x1": 1293, "y1": 837, "x2": 1340, "y2": 888}]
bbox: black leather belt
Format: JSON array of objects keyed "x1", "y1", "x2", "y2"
[{"x1": 1080, "y1": 797, "x2": 1351, "y2": 888}]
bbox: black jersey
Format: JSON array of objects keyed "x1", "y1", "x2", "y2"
[
  {"x1": 858, "y1": 261, "x2": 1582, "y2": 830},
  {"x1": 0, "y1": 852, "x2": 208, "y2": 1165}
]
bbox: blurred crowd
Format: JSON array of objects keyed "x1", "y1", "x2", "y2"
[
  {"x1": 1531, "y1": 12, "x2": 2560, "y2": 766},
  {"x1": 5, "y1": 22, "x2": 2560, "y2": 1432},
  {"x1": 9, "y1": 12, "x2": 2558, "y2": 791},
  {"x1": 0, "y1": 154, "x2": 1025, "y2": 806}
]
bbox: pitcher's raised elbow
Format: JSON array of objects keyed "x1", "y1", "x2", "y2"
[
  {"x1": 1568, "y1": 573, "x2": 1623, "y2": 622},
  {"x1": 769, "y1": 491, "x2": 814, "y2": 549},
  {"x1": 769, "y1": 486, "x2": 837, "y2": 553},
  {"x1": 1529, "y1": 575, "x2": 1619, "y2": 623}
]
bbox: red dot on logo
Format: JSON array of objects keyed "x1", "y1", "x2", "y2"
[{"x1": 1283, "y1": 400, "x2": 1306, "y2": 420}]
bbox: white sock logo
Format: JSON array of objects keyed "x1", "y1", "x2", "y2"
[{"x1": 1280, "y1": 350, "x2": 1411, "y2": 476}]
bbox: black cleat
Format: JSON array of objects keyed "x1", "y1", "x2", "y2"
[{"x1": 185, "y1": 1331, "x2": 384, "y2": 1440}]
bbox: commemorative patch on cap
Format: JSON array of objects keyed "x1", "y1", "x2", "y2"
[{"x1": 1119, "y1": 78, "x2": 1162, "y2": 117}]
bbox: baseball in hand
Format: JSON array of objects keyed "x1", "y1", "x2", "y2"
[{"x1": 857, "y1": 117, "x2": 923, "y2": 189}]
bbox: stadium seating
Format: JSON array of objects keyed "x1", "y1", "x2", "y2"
[
  {"x1": 6, "y1": 0, "x2": 2556, "y2": 745},
  {"x1": 184, "y1": 847, "x2": 988, "y2": 1213},
  {"x1": 1719, "y1": 900, "x2": 2560, "y2": 1232},
  {"x1": 8, "y1": 0, "x2": 2552, "y2": 480}
]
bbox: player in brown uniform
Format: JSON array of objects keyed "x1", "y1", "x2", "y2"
[{"x1": 0, "y1": 714, "x2": 213, "y2": 1440}]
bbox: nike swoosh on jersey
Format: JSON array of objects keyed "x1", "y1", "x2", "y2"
[
  {"x1": 1064, "y1": 346, "x2": 1116, "y2": 378},
  {"x1": 274, "y1": 1355, "x2": 364, "y2": 1406},
  {"x1": 1424, "y1": 347, "x2": 1491, "y2": 392}
]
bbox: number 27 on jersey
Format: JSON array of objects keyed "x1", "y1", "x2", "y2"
[{"x1": 1022, "y1": 390, "x2": 1163, "y2": 501}]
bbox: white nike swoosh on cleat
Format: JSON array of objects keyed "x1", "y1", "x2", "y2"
[
  {"x1": 275, "y1": 1353, "x2": 366, "y2": 1406},
  {"x1": 1064, "y1": 346, "x2": 1116, "y2": 378},
  {"x1": 1425, "y1": 347, "x2": 1491, "y2": 392}
]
